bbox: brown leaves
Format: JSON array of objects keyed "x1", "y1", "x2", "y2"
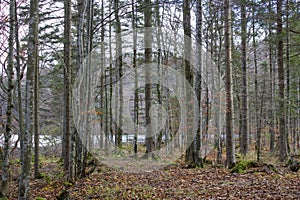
[
  {"x1": 6, "y1": 161, "x2": 300, "y2": 199},
  {"x1": 68, "y1": 166, "x2": 299, "y2": 199}
]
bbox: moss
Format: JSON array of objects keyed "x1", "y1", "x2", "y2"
[
  {"x1": 35, "y1": 198, "x2": 46, "y2": 200},
  {"x1": 230, "y1": 160, "x2": 258, "y2": 173}
]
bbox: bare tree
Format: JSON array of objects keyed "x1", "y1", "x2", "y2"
[
  {"x1": 114, "y1": 0, "x2": 123, "y2": 150},
  {"x1": 240, "y1": 2, "x2": 248, "y2": 156},
  {"x1": 33, "y1": 13, "x2": 41, "y2": 178},
  {"x1": 224, "y1": 0, "x2": 235, "y2": 168},
  {"x1": 183, "y1": 0, "x2": 196, "y2": 166},
  {"x1": 132, "y1": 0, "x2": 138, "y2": 155},
  {"x1": 18, "y1": 0, "x2": 39, "y2": 197},
  {"x1": 0, "y1": 0, "x2": 15, "y2": 196},
  {"x1": 194, "y1": 0, "x2": 203, "y2": 168},
  {"x1": 63, "y1": 0, "x2": 71, "y2": 172},
  {"x1": 144, "y1": 0, "x2": 155, "y2": 158},
  {"x1": 277, "y1": 0, "x2": 288, "y2": 161},
  {"x1": 268, "y1": 0, "x2": 275, "y2": 153}
]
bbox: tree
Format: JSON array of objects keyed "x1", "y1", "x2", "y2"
[
  {"x1": 63, "y1": 0, "x2": 71, "y2": 172},
  {"x1": 144, "y1": 0, "x2": 155, "y2": 158},
  {"x1": 132, "y1": 0, "x2": 138, "y2": 155},
  {"x1": 114, "y1": 0, "x2": 123, "y2": 150},
  {"x1": 285, "y1": 0, "x2": 290, "y2": 154},
  {"x1": 183, "y1": 0, "x2": 196, "y2": 166},
  {"x1": 240, "y1": 1, "x2": 248, "y2": 156},
  {"x1": 224, "y1": 0, "x2": 235, "y2": 168},
  {"x1": 194, "y1": 0, "x2": 203, "y2": 168},
  {"x1": 0, "y1": 0, "x2": 15, "y2": 196},
  {"x1": 33, "y1": 12, "x2": 41, "y2": 178},
  {"x1": 268, "y1": 0, "x2": 275, "y2": 153},
  {"x1": 277, "y1": 0, "x2": 288, "y2": 161},
  {"x1": 18, "y1": 0, "x2": 39, "y2": 197}
]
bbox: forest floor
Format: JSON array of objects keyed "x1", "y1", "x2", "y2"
[{"x1": 6, "y1": 150, "x2": 300, "y2": 200}]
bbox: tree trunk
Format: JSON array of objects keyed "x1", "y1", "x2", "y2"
[
  {"x1": 277, "y1": 0, "x2": 288, "y2": 161},
  {"x1": 257, "y1": 80, "x2": 266, "y2": 162},
  {"x1": 33, "y1": 24, "x2": 41, "y2": 178},
  {"x1": 63, "y1": 0, "x2": 71, "y2": 172},
  {"x1": 285, "y1": 0, "x2": 290, "y2": 154},
  {"x1": 132, "y1": 0, "x2": 138, "y2": 155},
  {"x1": 252, "y1": 5, "x2": 260, "y2": 163},
  {"x1": 224, "y1": 0, "x2": 235, "y2": 169},
  {"x1": 155, "y1": 0, "x2": 163, "y2": 151},
  {"x1": 108, "y1": 2, "x2": 114, "y2": 147},
  {"x1": 268, "y1": 0, "x2": 275, "y2": 153},
  {"x1": 0, "y1": 0, "x2": 15, "y2": 196},
  {"x1": 183, "y1": 0, "x2": 196, "y2": 166},
  {"x1": 70, "y1": 0, "x2": 85, "y2": 180},
  {"x1": 144, "y1": 0, "x2": 155, "y2": 158},
  {"x1": 240, "y1": 2, "x2": 248, "y2": 156},
  {"x1": 18, "y1": 0, "x2": 39, "y2": 197},
  {"x1": 194, "y1": 0, "x2": 203, "y2": 168},
  {"x1": 79, "y1": 0, "x2": 93, "y2": 177},
  {"x1": 114, "y1": 0, "x2": 123, "y2": 150},
  {"x1": 101, "y1": 0, "x2": 107, "y2": 153}
]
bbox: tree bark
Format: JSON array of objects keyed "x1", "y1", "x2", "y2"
[
  {"x1": 33, "y1": 22, "x2": 41, "y2": 178},
  {"x1": 285, "y1": 0, "x2": 290, "y2": 154},
  {"x1": 268, "y1": 0, "x2": 275, "y2": 153},
  {"x1": 194, "y1": 0, "x2": 203, "y2": 168},
  {"x1": 63, "y1": 0, "x2": 71, "y2": 172},
  {"x1": 183, "y1": 0, "x2": 196, "y2": 166},
  {"x1": 224, "y1": 0, "x2": 235, "y2": 169},
  {"x1": 0, "y1": 0, "x2": 15, "y2": 196},
  {"x1": 277, "y1": 0, "x2": 288, "y2": 161},
  {"x1": 114, "y1": 0, "x2": 123, "y2": 150},
  {"x1": 144, "y1": 0, "x2": 155, "y2": 158},
  {"x1": 18, "y1": 0, "x2": 39, "y2": 197},
  {"x1": 132, "y1": 0, "x2": 138, "y2": 155},
  {"x1": 240, "y1": 2, "x2": 248, "y2": 156}
]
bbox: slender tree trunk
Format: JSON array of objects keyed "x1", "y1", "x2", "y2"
[
  {"x1": 109, "y1": 2, "x2": 114, "y2": 146},
  {"x1": 102, "y1": 0, "x2": 107, "y2": 153},
  {"x1": 14, "y1": 0, "x2": 25, "y2": 183},
  {"x1": 240, "y1": 2, "x2": 248, "y2": 156},
  {"x1": 0, "y1": 0, "x2": 15, "y2": 196},
  {"x1": 18, "y1": 0, "x2": 39, "y2": 197},
  {"x1": 257, "y1": 80, "x2": 266, "y2": 162},
  {"x1": 268, "y1": 0, "x2": 275, "y2": 153},
  {"x1": 285, "y1": 0, "x2": 290, "y2": 154},
  {"x1": 14, "y1": 0, "x2": 25, "y2": 189},
  {"x1": 183, "y1": 0, "x2": 196, "y2": 166},
  {"x1": 277, "y1": 0, "x2": 288, "y2": 161},
  {"x1": 252, "y1": 5, "x2": 260, "y2": 162},
  {"x1": 194, "y1": 0, "x2": 203, "y2": 168},
  {"x1": 70, "y1": 0, "x2": 85, "y2": 180},
  {"x1": 155, "y1": 0, "x2": 163, "y2": 151},
  {"x1": 214, "y1": 3, "x2": 223, "y2": 164},
  {"x1": 33, "y1": 20, "x2": 41, "y2": 177},
  {"x1": 63, "y1": 0, "x2": 71, "y2": 172},
  {"x1": 114, "y1": 0, "x2": 123, "y2": 150},
  {"x1": 224, "y1": 0, "x2": 235, "y2": 169},
  {"x1": 131, "y1": 0, "x2": 138, "y2": 155},
  {"x1": 144, "y1": 0, "x2": 155, "y2": 158},
  {"x1": 79, "y1": 0, "x2": 93, "y2": 178}
]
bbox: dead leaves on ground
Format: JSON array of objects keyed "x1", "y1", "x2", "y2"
[
  {"x1": 70, "y1": 165, "x2": 299, "y2": 199},
  {"x1": 7, "y1": 162, "x2": 300, "y2": 199}
]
